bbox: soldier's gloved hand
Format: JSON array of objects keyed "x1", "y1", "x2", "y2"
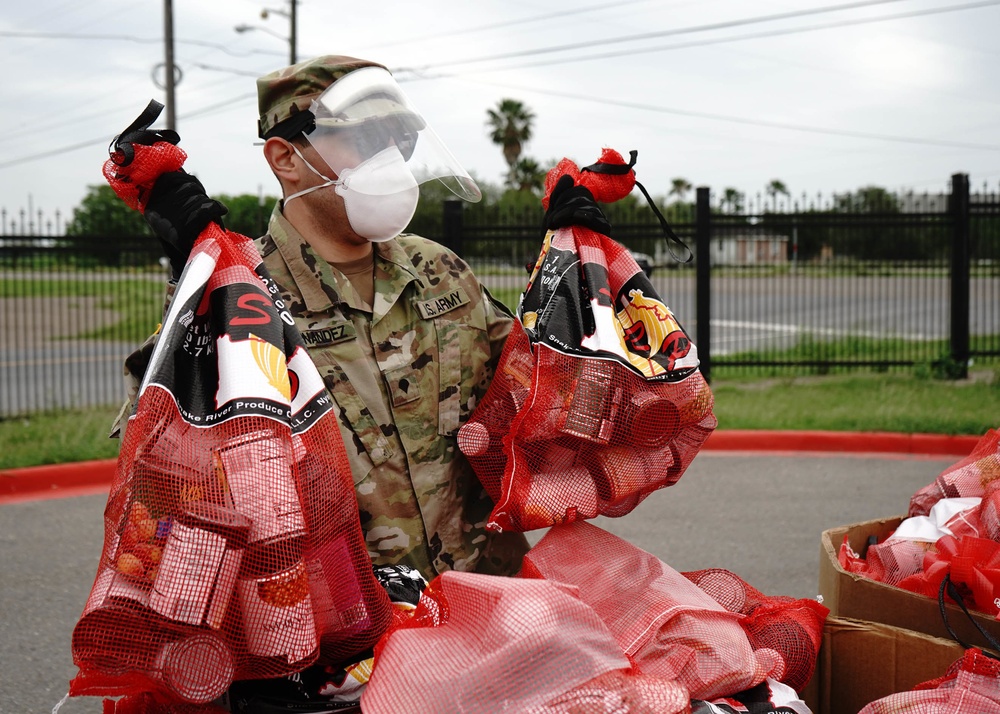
[
  {"x1": 144, "y1": 170, "x2": 228, "y2": 280},
  {"x1": 543, "y1": 173, "x2": 611, "y2": 236}
]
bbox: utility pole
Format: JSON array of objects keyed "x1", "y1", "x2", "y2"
[
  {"x1": 288, "y1": 0, "x2": 299, "y2": 64},
  {"x1": 259, "y1": 0, "x2": 297, "y2": 65},
  {"x1": 289, "y1": 0, "x2": 297, "y2": 65},
  {"x1": 164, "y1": 0, "x2": 176, "y2": 131}
]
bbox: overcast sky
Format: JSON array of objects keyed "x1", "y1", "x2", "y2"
[{"x1": 2, "y1": 0, "x2": 999, "y2": 230}]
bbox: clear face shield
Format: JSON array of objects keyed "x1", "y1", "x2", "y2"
[{"x1": 303, "y1": 66, "x2": 481, "y2": 202}]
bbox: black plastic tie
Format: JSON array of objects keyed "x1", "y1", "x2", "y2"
[{"x1": 109, "y1": 99, "x2": 180, "y2": 167}]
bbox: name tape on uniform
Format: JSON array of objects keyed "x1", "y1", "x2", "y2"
[
  {"x1": 414, "y1": 288, "x2": 470, "y2": 319},
  {"x1": 300, "y1": 323, "x2": 355, "y2": 347}
]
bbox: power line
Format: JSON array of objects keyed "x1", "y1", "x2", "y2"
[
  {"x1": 397, "y1": 0, "x2": 916, "y2": 73},
  {"x1": 4, "y1": 0, "x2": 999, "y2": 171},
  {"x1": 190, "y1": 62, "x2": 269, "y2": 78},
  {"x1": 464, "y1": 79, "x2": 1000, "y2": 152},
  {"x1": 181, "y1": 92, "x2": 258, "y2": 120},
  {"x1": 0, "y1": 91, "x2": 256, "y2": 170},
  {"x1": 367, "y1": 0, "x2": 664, "y2": 50},
  {"x1": 0, "y1": 68, "x2": 255, "y2": 146},
  {"x1": 0, "y1": 30, "x2": 284, "y2": 58},
  {"x1": 0, "y1": 136, "x2": 107, "y2": 170},
  {"x1": 399, "y1": 0, "x2": 1000, "y2": 78}
]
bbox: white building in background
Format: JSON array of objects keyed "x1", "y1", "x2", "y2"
[
  {"x1": 898, "y1": 192, "x2": 948, "y2": 213},
  {"x1": 710, "y1": 232, "x2": 789, "y2": 266}
]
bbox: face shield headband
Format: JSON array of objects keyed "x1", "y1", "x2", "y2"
[{"x1": 302, "y1": 66, "x2": 481, "y2": 202}]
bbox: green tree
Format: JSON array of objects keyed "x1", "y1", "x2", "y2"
[
  {"x1": 486, "y1": 99, "x2": 535, "y2": 188},
  {"x1": 834, "y1": 186, "x2": 899, "y2": 213},
  {"x1": 216, "y1": 193, "x2": 279, "y2": 237},
  {"x1": 721, "y1": 187, "x2": 745, "y2": 213},
  {"x1": 834, "y1": 186, "x2": 911, "y2": 260},
  {"x1": 668, "y1": 177, "x2": 692, "y2": 204},
  {"x1": 65, "y1": 184, "x2": 151, "y2": 237},
  {"x1": 511, "y1": 157, "x2": 546, "y2": 195},
  {"x1": 766, "y1": 179, "x2": 790, "y2": 204},
  {"x1": 407, "y1": 180, "x2": 464, "y2": 238}
]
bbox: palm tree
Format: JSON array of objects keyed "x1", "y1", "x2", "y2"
[
  {"x1": 512, "y1": 157, "x2": 546, "y2": 194},
  {"x1": 486, "y1": 99, "x2": 535, "y2": 188},
  {"x1": 766, "y1": 179, "x2": 790, "y2": 203},
  {"x1": 668, "y1": 177, "x2": 692, "y2": 204},
  {"x1": 721, "y1": 187, "x2": 744, "y2": 214}
]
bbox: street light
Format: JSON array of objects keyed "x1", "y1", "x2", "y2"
[
  {"x1": 238, "y1": 0, "x2": 296, "y2": 65},
  {"x1": 235, "y1": 23, "x2": 289, "y2": 44}
]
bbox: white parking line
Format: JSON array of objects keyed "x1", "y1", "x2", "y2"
[{"x1": 713, "y1": 319, "x2": 933, "y2": 341}]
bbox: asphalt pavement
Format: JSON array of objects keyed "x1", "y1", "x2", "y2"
[{"x1": 0, "y1": 449, "x2": 958, "y2": 714}]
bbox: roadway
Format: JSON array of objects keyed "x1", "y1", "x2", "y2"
[
  {"x1": 0, "y1": 448, "x2": 958, "y2": 713},
  {"x1": 3, "y1": 273, "x2": 998, "y2": 415}
]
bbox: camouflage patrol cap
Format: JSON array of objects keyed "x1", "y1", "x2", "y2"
[{"x1": 256, "y1": 55, "x2": 387, "y2": 139}]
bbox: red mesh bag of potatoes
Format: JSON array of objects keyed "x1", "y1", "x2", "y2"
[
  {"x1": 66, "y1": 104, "x2": 393, "y2": 710},
  {"x1": 459, "y1": 149, "x2": 715, "y2": 532},
  {"x1": 519, "y1": 521, "x2": 779, "y2": 700},
  {"x1": 683, "y1": 568, "x2": 829, "y2": 692},
  {"x1": 363, "y1": 571, "x2": 630, "y2": 712},
  {"x1": 363, "y1": 569, "x2": 691, "y2": 713}
]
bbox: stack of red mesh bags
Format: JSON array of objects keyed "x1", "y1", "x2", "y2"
[
  {"x1": 66, "y1": 119, "x2": 393, "y2": 711},
  {"x1": 459, "y1": 149, "x2": 716, "y2": 533},
  {"x1": 840, "y1": 429, "x2": 1000, "y2": 619},
  {"x1": 362, "y1": 522, "x2": 827, "y2": 712}
]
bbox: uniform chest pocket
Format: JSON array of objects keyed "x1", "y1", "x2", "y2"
[
  {"x1": 380, "y1": 304, "x2": 490, "y2": 437},
  {"x1": 384, "y1": 366, "x2": 422, "y2": 407},
  {"x1": 435, "y1": 310, "x2": 490, "y2": 437},
  {"x1": 436, "y1": 319, "x2": 463, "y2": 436}
]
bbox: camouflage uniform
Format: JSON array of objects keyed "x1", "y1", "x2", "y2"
[{"x1": 253, "y1": 208, "x2": 528, "y2": 579}]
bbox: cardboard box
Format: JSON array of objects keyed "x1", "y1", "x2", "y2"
[
  {"x1": 818, "y1": 516, "x2": 1000, "y2": 647},
  {"x1": 802, "y1": 616, "x2": 965, "y2": 714}
]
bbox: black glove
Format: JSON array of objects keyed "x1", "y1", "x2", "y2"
[
  {"x1": 373, "y1": 563, "x2": 428, "y2": 606},
  {"x1": 144, "y1": 170, "x2": 228, "y2": 280},
  {"x1": 543, "y1": 173, "x2": 612, "y2": 236}
]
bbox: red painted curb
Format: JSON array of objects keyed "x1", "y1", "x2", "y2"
[
  {"x1": 0, "y1": 430, "x2": 986, "y2": 505},
  {"x1": 703, "y1": 430, "x2": 983, "y2": 457},
  {"x1": 0, "y1": 458, "x2": 117, "y2": 503}
]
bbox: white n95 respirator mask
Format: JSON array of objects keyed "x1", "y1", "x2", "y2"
[
  {"x1": 334, "y1": 146, "x2": 419, "y2": 242},
  {"x1": 284, "y1": 145, "x2": 419, "y2": 242}
]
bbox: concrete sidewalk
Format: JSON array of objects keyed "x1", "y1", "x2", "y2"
[{"x1": 0, "y1": 444, "x2": 965, "y2": 714}]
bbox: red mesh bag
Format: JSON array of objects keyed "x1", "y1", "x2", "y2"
[
  {"x1": 682, "y1": 568, "x2": 829, "y2": 693},
  {"x1": 67, "y1": 105, "x2": 393, "y2": 709},
  {"x1": 978, "y1": 485, "x2": 1000, "y2": 541},
  {"x1": 839, "y1": 535, "x2": 932, "y2": 586},
  {"x1": 544, "y1": 670, "x2": 689, "y2": 714},
  {"x1": 363, "y1": 570, "x2": 660, "y2": 713},
  {"x1": 895, "y1": 535, "x2": 1000, "y2": 618},
  {"x1": 857, "y1": 648, "x2": 1000, "y2": 714},
  {"x1": 520, "y1": 521, "x2": 778, "y2": 700},
  {"x1": 459, "y1": 150, "x2": 715, "y2": 532},
  {"x1": 909, "y1": 429, "x2": 1000, "y2": 517}
]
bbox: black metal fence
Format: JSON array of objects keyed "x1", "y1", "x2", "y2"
[
  {"x1": 1, "y1": 174, "x2": 997, "y2": 417},
  {"x1": 431, "y1": 173, "x2": 999, "y2": 383}
]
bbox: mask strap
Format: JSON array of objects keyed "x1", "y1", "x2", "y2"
[
  {"x1": 582, "y1": 149, "x2": 693, "y2": 264},
  {"x1": 284, "y1": 145, "x2": 340, "y2": 205}
]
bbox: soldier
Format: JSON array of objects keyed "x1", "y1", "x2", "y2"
[
  {"x1": 123, "y1": 53, "x2": 528, "y2": 579},
  {"x1": 115, "y1": 55, "x2": 530, "y2": 710}
]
